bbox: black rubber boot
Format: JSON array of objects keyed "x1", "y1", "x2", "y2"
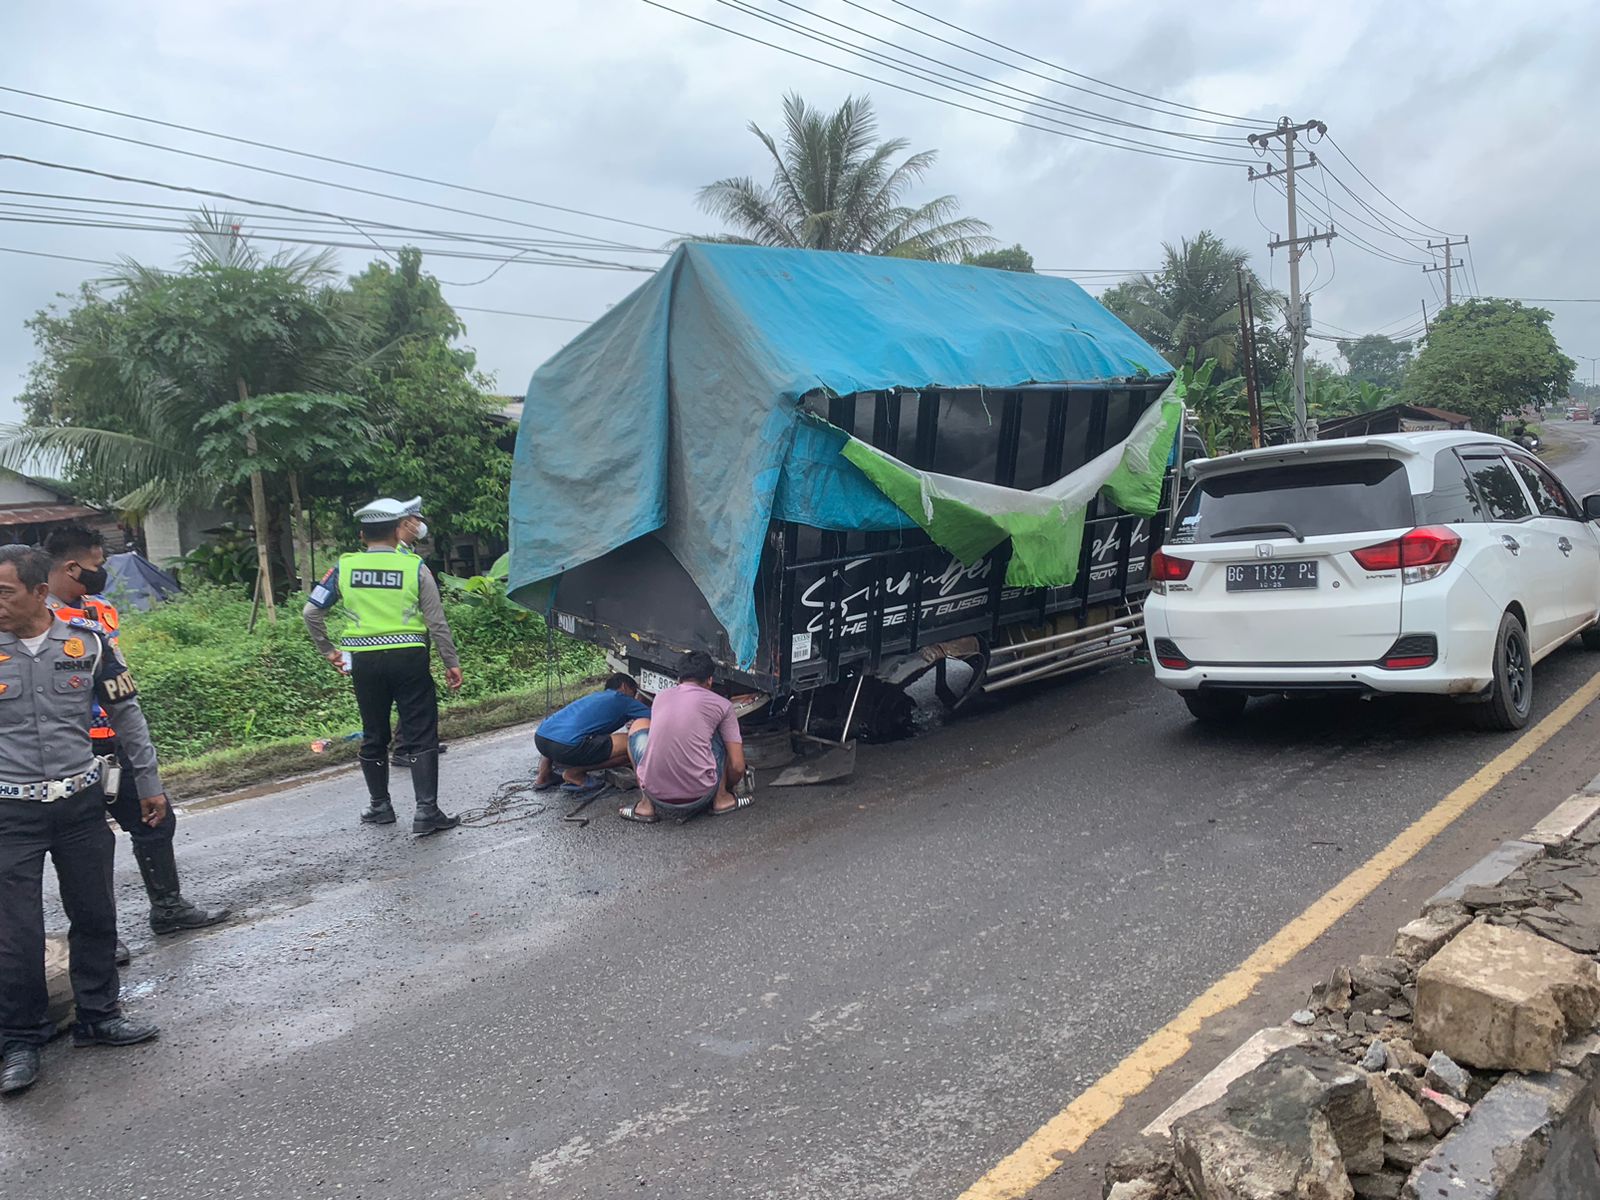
[
  {"x1": 359, "y1": 757, "x2": 396, "y2": 825},
  {"x1": 131, "y1": 841, "x2": 231, "y2": 936},
  {"x1": 72, "y1": 1016, "x2": 159, "y2": 1048},
  {"x1": 0, "y1": 1044, "x2": 40, "y2": 1095},
  {"x1": 409, "y1": 751, "x2": 458, "y2": 835}
]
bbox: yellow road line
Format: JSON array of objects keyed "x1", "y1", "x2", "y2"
[{"x1": 960, "y1": 669, "x2": 1600, "y2": 1200}]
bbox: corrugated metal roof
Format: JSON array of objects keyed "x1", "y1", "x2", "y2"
[{"x1": 0, "y1": 503, "x2": 103, "y2": 526}]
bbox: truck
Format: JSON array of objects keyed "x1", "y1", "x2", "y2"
[{"x1": 509, "y1": 245, "x2": 1181, "y2": 773}]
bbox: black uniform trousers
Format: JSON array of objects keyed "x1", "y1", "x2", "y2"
[
  {"x1": 0, "y1": 784, "x2": 119, "y2": 1046},
  {"x1": 350, "y1": 647, "x2": 440, "y2": 763},
  {"x1": 102, "y1": 741, "x2": 176, "y2": 847}
]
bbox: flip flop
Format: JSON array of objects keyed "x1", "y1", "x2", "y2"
[
  {"x1": 561, "y1": 777, "x2": 607, "y2": 797},
  {"x1": 532, "y1": 778, "x2": 563, "y2": 792},
  {"x1": 618, "y1": 802, "x2": 659, "y2": 824},
  {"x1": 710, "y1": 795, "x2": 755, "y2": 817}
]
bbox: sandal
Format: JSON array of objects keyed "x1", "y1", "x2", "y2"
[
  {"x1": 532, "y1": 777, "x2": 563, "y2": 792},
  {"x1": 710, "y1": 795, "x2": 755, "y2": 817},
  {"x1": 618, "y1": 802, "x2": 660, "y2": 824},
  {"x1": 562, "y1": 777, "x2": 608, "y2": 797}
]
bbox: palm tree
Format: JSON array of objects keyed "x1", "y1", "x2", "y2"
[
  {"x1": 0, "y1": 210, "x2": 369, "y2": 618},
  {"x1": 694, "y1": 93, "x2": 995, "y2": 262},
  {"x1": 1102, "y1": 232, "x2": 1278, "y2": 372}
]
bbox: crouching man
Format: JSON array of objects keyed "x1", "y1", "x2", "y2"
[
  {"x1": 619, "y1": 651, "x2": 751, "y2": 824},
  {"x1": 534, "y1": 674, "x2": 651, "y2": 797}
]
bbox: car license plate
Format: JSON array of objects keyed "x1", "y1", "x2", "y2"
[
  {"x1": 637, "y1": 668, "x2": 676, "y2": 695},
  {"x1": 1225, "y1": 561, "x2": 1318, "y2": 591}
]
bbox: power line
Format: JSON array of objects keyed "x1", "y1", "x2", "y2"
[
  {"x1": 634, "y1": 0, "x2": 1256, "y2": 167},
  {"x1": 0, "y1": 244, "x2": 113, "y2": 268},
  {"x1": 880, "y1": 0, "x2": 1264, "y2": 128},
  {"x1": 707, "y1": 0, "x2": 1249, "y2": 162},
  {"x1": 0, "y1": 85, "x2": 688, "y2": 240},
  {"x1": 0, "y1": 109, "x2": 658, "y2": 253},
  {"x1": 747, "y1": 0, "x2": 1240, "y2": 146},
  {"x1": 451, "y1": 305, "x2": 592, "y2": 324},
  {"x1": 1264, "y1": 177, "x2": 1430, "y2": 267},
  {"x1": 0, "y1": 155, "x2": 655, "y2": 273},
  {"x1": 1322, "y1": 134, "x2": 1464, "y2": 238}
]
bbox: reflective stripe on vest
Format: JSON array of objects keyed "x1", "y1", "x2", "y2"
[{"x1": 336, "y1": 551, "x2": 426, "y2": 652}]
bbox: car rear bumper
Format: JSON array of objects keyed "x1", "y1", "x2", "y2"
[{"x1": 1149, "y1": 659, "x2": 1493, "y2": 696}]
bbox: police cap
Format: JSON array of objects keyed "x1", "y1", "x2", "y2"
[{"x1": 354, "y1": 496, "x2": 425, "y2": 524}]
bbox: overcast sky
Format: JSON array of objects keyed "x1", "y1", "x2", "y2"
[{"x1": 3, "y1": 0, "x2": 1598, "y2": 426}]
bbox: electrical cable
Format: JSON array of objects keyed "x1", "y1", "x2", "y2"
[
  {"x1": 0, "y1": 155, "x2": 655, "y2": 273},
  {"x1": 0, "y1": 85, "x2": 689, "y2": 240},
  {"x1": 1323, "y1": 134, "x2": 1464, "y2": 238},
  {"x1": 879, "y1": 0, "x2": 1264, "y2": 127},
  {"x1": 0, "y1": 109, "x2": 658, "y2": 253},
  {"x1": 634, "y1": 0, "x2": 1256, "y2": 166},
  {"x1": 740, "y1": 0, "x2": 1241, "y2": 146}
]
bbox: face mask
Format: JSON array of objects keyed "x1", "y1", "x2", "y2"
[
  {"x1": 76, "y1": 564, "x2": 109, "y2": 594},
  {"x1": 412, "y1": 520, "x2": 429, "y2": 541}
]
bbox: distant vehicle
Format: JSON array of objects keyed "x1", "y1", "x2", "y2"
[
  {"x1": 1591, "y1": 410, "x2": 1600, "y2": 425},
  {"x1": 1146, "y1": 431, "x2": 1600, "y2": 731},
  {"x1": 1568, "y1": 405, "x2": 1589, "y2": 421}
]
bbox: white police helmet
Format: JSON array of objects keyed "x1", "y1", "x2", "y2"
[{"x1": 353, "y1": 496, "x2": 425, "y2": 524}]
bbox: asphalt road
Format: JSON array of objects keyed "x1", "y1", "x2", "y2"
[{"x1": 9, "y1": 431, "x2": 1600, "y2": 1200}]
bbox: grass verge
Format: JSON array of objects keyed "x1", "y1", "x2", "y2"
[{"x1": 167, "y1": 678, "x2": 601, "y2": 803}]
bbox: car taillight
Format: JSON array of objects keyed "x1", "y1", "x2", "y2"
[
  {"x1": 1380, "y1": 634, "x2": 1439, "y2": 670},
  {"x1": 1350, "y1": 526, "x2": 1461, "y2": 583},
  {"x1": 1150, "y1": 549, "x2": 1194, "y2": 582}
]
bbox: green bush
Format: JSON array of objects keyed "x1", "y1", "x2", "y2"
[{"x1": 116, "y1": 585, "x2": 603, "y2": 761}]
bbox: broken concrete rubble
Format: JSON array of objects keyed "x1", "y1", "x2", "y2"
[
  {"x1": 1416, "y1": 1087, "x2": 1470, "y2": 1137},
  {"x1": 1414, "y1": 922, "x2": 1600, "y2": 1072},
  {"x1": 1367, "y1": 1073, "x2": 1431, "y2": 1142},
  {"x1": 1391, "y1": 906, "x2": 1470, "y2": 965},
  {"x1": 1348, "y1": 1170, "x2": 1405, "y2": 1200},
  {"x1": 1172, "y1": 1045, "x2": 1382, "y2": 1199},
  {"x1": 1422, "y1": 1051, "x2": 1470, "y2": 1100}
]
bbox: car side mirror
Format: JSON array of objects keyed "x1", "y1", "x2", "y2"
[{"x1": 1585, "y1": 494, "x2": 1600, "y2": 522}]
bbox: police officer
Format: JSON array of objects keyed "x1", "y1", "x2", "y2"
[
  {"x1": 0, "y1": 544, "x2": 161, "y2": 1096},
  {"x1": 44, "y1": 526, "x2": 228, "y2": 937},
  {"x1": 302, "y1": 497, "x2": 463, "y2": 835}
]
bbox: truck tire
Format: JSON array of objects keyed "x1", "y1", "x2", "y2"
[
  {"x1": 1182, "y1": 690, "x2": 1248, "y2": 724},
  {"x1": 1471, "y1": 611, "x2": 1533, "y2": 731}
]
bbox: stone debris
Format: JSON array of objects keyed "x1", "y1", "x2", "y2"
[
  {"x1": 1359, "y1": 1040, "x2": 1387, "y2": 1072},
  {"x1": 1366, "y1": 1073, "x2": 1432, "y2": 1142},
  {"x1": 1391, "y1": 907, "x2": 1470, "y2": 965},
  {"x1": 1416, "y1": 1087, "x2": 1470, "y2": 1137},
  {"x1": 1292, "y1": 1009, "x2": 1316, "y2": 1027},
  {"x1": 1324, "y1": 965, "x2": 1354, "y2": 1014},
  {"x1": 1414, "y1": 922, "x2": 1600, "y2": 1072},
  {"x1": 1421, "y1": 1051, "x2": 1470, "y2": 1100},
  {"x1": 1172, "y1": 1045, "x2": 1382, "y2": 1199},
  {"x1": 1381, "y1": 1136, "x2": 1437, "y2": 1172},
  {"x1": 1349, "y1": 1169, "x2": 1406, "y2": 1200},
  {"x1": 1103, "y1": 1183, "x2": 1161, "y2": 1200}
]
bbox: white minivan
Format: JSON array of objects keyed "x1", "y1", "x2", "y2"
[{"x1": 1145, "y1": 432, "x2": 1600, "y2": 729}]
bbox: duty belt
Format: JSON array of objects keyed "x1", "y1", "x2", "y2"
[
  {"x1": 0, "y1": 761, "x2": 103, "y2": 803},
  {"x1": 340, "y1": 633, "x2": 427, "y2": 649}
]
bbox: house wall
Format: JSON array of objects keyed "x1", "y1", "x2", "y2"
[
  {"x1": 0, "y1": 471, "x2": 65, "y2": 505},
  {"x1": 142, "y1": 503, "x2": 238, "y2": 567}
]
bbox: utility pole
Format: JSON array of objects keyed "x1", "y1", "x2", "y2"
[
  {"x1": 1236, "y1": 265, "x2": 1263, "y2": 448},
  {"x1": 1248, "y1": 118, "x2": 1337, "y2": 442},
  {"x1": 1423, "y1": 236, "x2": 1466, "y2": 308}
]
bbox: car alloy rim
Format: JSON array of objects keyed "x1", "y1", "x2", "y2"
[{"x1": 1505, "y1": 631, "x2": 1529, "y2": 713}]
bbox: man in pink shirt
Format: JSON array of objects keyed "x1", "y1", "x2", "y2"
[{"x1": 620, "y1": 651, "x2": 751, "y2": 823}]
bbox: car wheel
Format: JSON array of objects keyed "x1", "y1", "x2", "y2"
[
  {"x1": 1471, "y1": 612, "x2": 1534, "y2": 731},
  {"x1": 1182, "y1": 690, "x2": 1248, "y2": 724},
  {"x1": 1582, "y1": 626, "x2": 1600, "y2": 651}
]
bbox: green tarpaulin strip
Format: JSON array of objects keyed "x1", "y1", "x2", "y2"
[{"x1": 839, "y1": 383, "x2": 1183, "y2": 589}]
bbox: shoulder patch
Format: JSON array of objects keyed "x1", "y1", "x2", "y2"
[{"x1": 65, "y1": 614, "x2": 107, "y2": 634}]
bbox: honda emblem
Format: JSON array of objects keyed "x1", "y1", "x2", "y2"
[{"x1": 1256, "y1": 543, "x2": 1274, "y2": 559}]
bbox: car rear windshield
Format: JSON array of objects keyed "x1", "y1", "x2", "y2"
[{"x1": 1172, "y1": 458, "x2": 1414, "y2": 544}]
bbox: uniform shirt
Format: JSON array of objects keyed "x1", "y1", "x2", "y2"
[
  {"x1": 0, "y1": 617, "x2": 165, "y2": 799},
  {"x1": 47, "y1": 593, "x2": 118, "y2": 739},
  {"x1": 302, "y1": 549, "x2": 461, "y2": 669},
  {"x1": 537, "y1": 689, "x2": 651, "y2": 746},
  {"x1": 637, "y1": 683, "x2": 743, "y2": 802}
]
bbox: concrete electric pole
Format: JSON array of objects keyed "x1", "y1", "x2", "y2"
[
  {"x1": 1248, "y1": 118, "x2": 1337, "y2": 443},
  {"x1": 1423, "y1": 237, "x2": 1467, "y2": 308}
]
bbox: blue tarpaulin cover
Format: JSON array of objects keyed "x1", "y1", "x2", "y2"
[{"x1": 509, "y1": 243, "x2": 1170, "y2": 666}]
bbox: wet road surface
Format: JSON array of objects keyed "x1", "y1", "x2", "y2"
[{"x1": 8, "y1": 436, "x2": 1600, "y2": 1199}]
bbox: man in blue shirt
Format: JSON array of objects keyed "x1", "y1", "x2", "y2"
[{"x1": 533, "y1": 674, "x2": 651, "y2": 794}]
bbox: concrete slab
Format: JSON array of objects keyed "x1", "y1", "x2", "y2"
[
  {"x1": 1580, "y1": 771, "x2": 1600, "y2": 797},
  {"x1": 1141, "y1": 1026, "x2": 1311, "y2": 1137},
  {"x1": 1424, "y1": 840, "x2": 1545, "y2": 910},
  {"x1": 1526, "y1": 794, "x2": 1600, "y2": 847}
]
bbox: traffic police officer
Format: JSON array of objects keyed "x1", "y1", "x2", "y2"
[
  {"x1": 0, "y1": 544, "x2": 161, "y2": 1096},
  {"x1": 44, "y1": 525, "x2": 228, "y2": 937},
  {"x1": 302, "y1": 497, "x2": 463, "y2": 835}
]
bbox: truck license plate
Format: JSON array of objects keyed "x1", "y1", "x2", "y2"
[
  {"x1": 1225, "y1": 561, "x2": 1318, "y2": 591},
  {"x1": 637, "y1": 668, "x2": 676, "y2": 695}
]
